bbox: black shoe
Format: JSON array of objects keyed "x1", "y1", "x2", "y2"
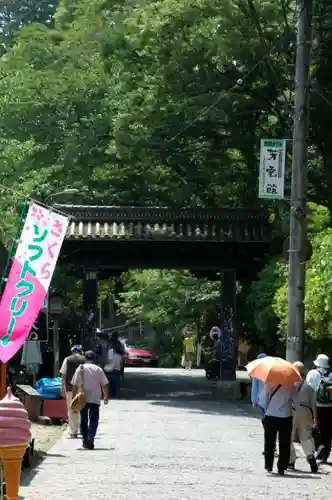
[
  {"x1": 288, "y1": 463, "x2": 295, "y2": 471},
  {"x1": 308, "y1": 455, "x2": 318, "y2": 473},
  {"x1": 265, "y1": 467, "x2": 272, "y2": 473},
  {"x1": 86, "y1": 440, "x2": 94, "y2": 450},
  {"x1": 277, "y1": 469, "x2": 285, "y2": 476}
]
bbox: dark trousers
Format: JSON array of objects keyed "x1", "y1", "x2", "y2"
[
  {"x1": 317, "y1": 406, "x2": 332, "y2": 460},
  {"x1": 263, "y1": 416, "x2": 293, "y2": 471},
  {"x1": 80, "y1": 403, "x2": 100, "y2": 444},
  {"x1": 108, "y1": 370, "x2": 121, "y2": 398}
]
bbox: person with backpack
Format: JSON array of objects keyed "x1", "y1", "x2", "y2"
[{"x1": 306, "y1": 354, "x2": 332, "y2": 463}]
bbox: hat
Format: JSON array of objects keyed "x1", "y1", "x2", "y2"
[
  {"x1": 71, "y1": 344, "x2": 82, "y2": 354},
  {"x1": 293, "y1": 361, "x2": 305, "y2": 375},
  {"x1": 313, "y1": 354, "x2": 329, "y2": 369},
  {"x1": 85, "y1": 350, "x2": 95, "y2": 361},
  {"x1": 257, "y1": 353, "x2": 267, "y2": 359}
]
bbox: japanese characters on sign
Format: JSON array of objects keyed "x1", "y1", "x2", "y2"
[
  {"x1": 258, "y1": 139, "x2": 286, "y2": 199},
  {"x1": 0, "y1": 202, "x2": 69, "y2": 362}
]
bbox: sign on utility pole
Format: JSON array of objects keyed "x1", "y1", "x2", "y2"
[
  {"x1": 259, "y1": 139, "x2": 286, "y2": 200},
  {"x1": 286, "y1": 0, "x2": 313, "y2": 362}
]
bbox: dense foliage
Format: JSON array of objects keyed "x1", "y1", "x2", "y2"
[{"x1": 2, "y1": 0, "x2": 332, "y2": 353}]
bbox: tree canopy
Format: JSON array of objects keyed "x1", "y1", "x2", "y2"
[
  {"x1": 118, "y1": 269, "x2": 220, "y2": 329},
  {"x1": 2, "y1": 0, "x2": 332, "y2": 352},
  {"x1": 1, "y1": 0, "x2": 332, "y2": 218}
]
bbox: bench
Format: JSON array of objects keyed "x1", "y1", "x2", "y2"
[{"x1": 16, "y1": 385, "x2": 41, "y2": 422}]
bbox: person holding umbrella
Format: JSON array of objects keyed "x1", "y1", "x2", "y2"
[{"x1": 247, "y1": 357, "x2": 301, "y2": 475}]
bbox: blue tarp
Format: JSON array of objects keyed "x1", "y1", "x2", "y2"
[{"x1": 34, "y1": 377, "x2": 62, "y2": 399}]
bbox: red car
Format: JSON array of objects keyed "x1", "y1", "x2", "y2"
[{"x1": 124, "y1": 344, "x2": 158, "y2": 367}]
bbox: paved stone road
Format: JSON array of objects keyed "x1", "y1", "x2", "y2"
[{"x1": 20, "y1": 369, "x2": 332, "y2": 500}]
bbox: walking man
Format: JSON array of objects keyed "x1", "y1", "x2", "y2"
[
  {"x1": 71, "y1": 350, "x2": 109, "y2": 450},
  {"x1": 289, "y1": 362, "x2": 318, "y2": 472},
  {"x1": 260, "y1": 383, "x2": 296, "y2": 475},
  {"x1": 306, "y1": 354, "x2": 332, "y2": 463},
  {"x1": 60, "y1": 345, "x2": 86, "y2": 438}
]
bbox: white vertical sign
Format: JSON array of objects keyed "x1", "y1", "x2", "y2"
[{"x1": 259, "y1": 139, "x2": 286, "y2": 199}]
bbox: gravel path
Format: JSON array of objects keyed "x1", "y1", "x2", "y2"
[{"x1": 20, "y1": 395, "x2": 332, "y2": 500}]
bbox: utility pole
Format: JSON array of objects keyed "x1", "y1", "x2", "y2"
[{"x1": 286, "y1": 0, "x2": 313, "y2": 362}]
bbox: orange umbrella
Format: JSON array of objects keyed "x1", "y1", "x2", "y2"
[{"x1": 246, "y1": 356, "x2": 302, "y2": 386}]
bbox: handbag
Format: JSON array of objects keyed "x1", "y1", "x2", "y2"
[{"x1": 70, "y1": 365, "x2": 86, "y2": 412}]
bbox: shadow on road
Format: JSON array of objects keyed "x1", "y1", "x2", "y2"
[{"x1": 120, "y1": 368, "x2": 253, "y2": 418}]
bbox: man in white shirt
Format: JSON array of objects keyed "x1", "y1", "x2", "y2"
[
  {"x1": 260, "y1": 383, "x2": 296, "y2": 475},
  {"x1": 71, "y1": 351, "x2": 109, "y2": 450},
  {"x1": 60, "y1": 345, "x2": 86, "y2": 438},
  {"x1": 306, "y1": 354, "x2": 332, "y2": 463}
]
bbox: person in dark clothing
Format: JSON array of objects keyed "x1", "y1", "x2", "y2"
[
  {"x1": 106, "y1": 332, "x2": 126, "y2": 398},
  {"x1": 60, "y1": 345, "x2": 86, "y2": 438},
  {"x1": 306, "y1": 354, "x2": 332, "y2": 462}
]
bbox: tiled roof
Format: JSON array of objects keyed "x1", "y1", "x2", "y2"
[{"x1": 56, "y1": 205, "x2": 272, "y2": 243}]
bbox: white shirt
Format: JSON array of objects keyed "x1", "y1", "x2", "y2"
[
  {"x1": 71, "y1": 363, "x2": 108, "y2": 405},
  {"x1": 259, "y1": 384, "x2": 297, "y2": 418},
  {"x1": 107, "y1": 348, "x2": 122, "y2": 371},
  {"x1": 306, "y1": 368, "x2": 332, "y2": 407}
]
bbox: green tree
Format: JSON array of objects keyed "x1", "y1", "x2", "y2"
[
  {"x1": 117, "y1": 269, "x2": 220, "y2": 364},
  {"x1": 118, "y1": 269, "x2": 220, "y2": 328},
  {"x1": 0, "y1": 0, "x2": 58, "y2": 56},
  {"x1": 274, "y1": 229, "x2": 332, "y2": 353},
  {"x1": 0, "y1": 0, "x2": 297, "y2": 222}
]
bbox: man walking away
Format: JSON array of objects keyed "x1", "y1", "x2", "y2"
[
  {"x1": 289, "y1": 362, "x2": 318, "y2": 472},
  {"x1": 306, "y1": 354, "x2": 332, "y2": 463},
  {"x1": 260, "y1": 383, "x2": 296, "y2": 475},
  {"x1": 71, "y1": 351, "x2": 109, "y2": 450},
  {"x1": 60, "y1": 345, "x2": 86, "y2": 438}
]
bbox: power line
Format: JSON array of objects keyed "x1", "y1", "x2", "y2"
[{"x1": 165, "y1": 46, "x2": 282, "y2": 145}]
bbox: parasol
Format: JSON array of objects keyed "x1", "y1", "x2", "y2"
[{"x1": 246, "y1": 356, "x2": 302, "y2": 386}]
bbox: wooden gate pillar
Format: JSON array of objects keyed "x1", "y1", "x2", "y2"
[
  {"x1": 83, "y1": 270, "x2": 99, "y2": 347},
  {"x1": 220, "y1": 269, "x2": 237, "y2": 381}
]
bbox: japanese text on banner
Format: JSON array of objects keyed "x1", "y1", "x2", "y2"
[
  {"x1": 0, "y1": 202, "x2": 69, "y2": 361},
  {"x1": 258, "y1": 139, "x2": 286, "y2": 199}
]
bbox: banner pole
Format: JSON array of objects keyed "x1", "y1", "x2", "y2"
[
  {"x1": 0, "y1": 363, "x2": 6, "y2": 399},
  {"x1": 0, "y1": 202, "x2": 29, "y2": 388},
  {"x1": 0, "y1": 201, "x2": 29, "y2": 296}
]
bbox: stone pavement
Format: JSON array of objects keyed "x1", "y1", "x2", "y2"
[{"x1": 19, "y1": 370, "x2": 332, "y2": 500}]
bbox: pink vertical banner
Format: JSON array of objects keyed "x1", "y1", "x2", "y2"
[{"x1": 0, "y1": 202, "x2": 70, "y2": 362}]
